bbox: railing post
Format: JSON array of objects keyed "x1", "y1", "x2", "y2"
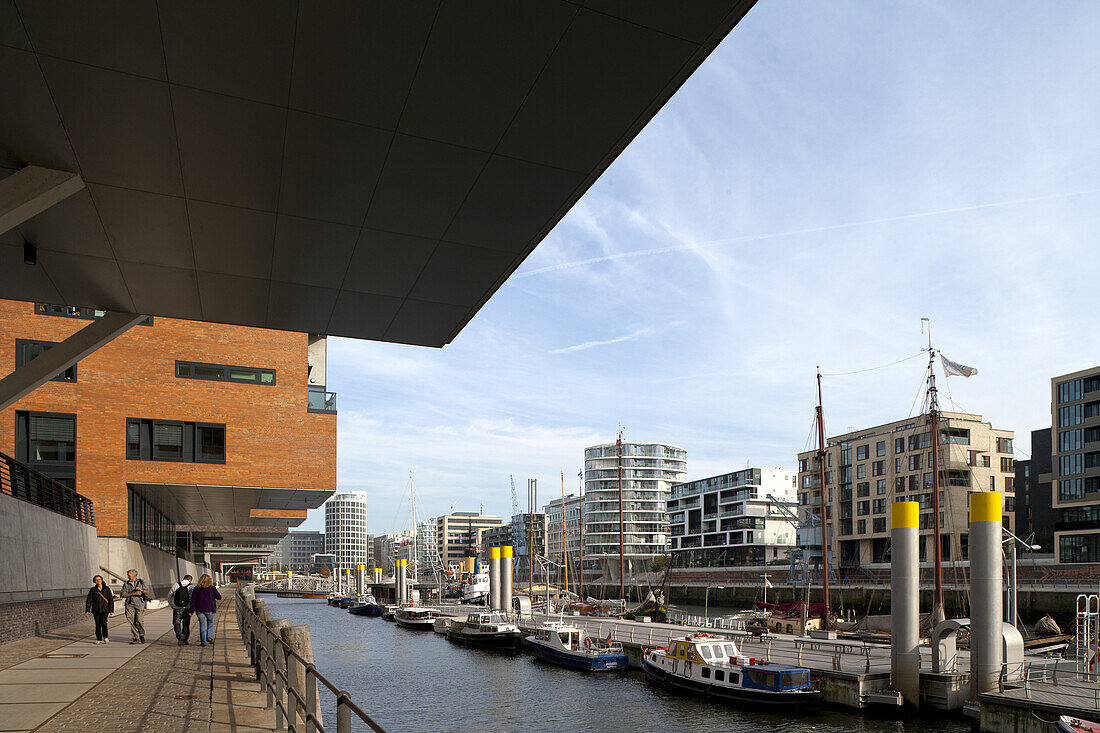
[
  {"x1": 305, "y1": 665, "x2": 319, "y2": 733},
  {"x1": 337, "y1": 691, "x2": 352, "y2": 733},
  {"x1": 274, "y1": 642, "x2": 286, "y2": 729},
  {"x1": 265, "y1": 629, "x2": 276, "y2": 709}
]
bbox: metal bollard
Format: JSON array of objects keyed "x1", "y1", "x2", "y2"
[
  {"x1": 305, "y1": 665, "x2": 319, "y2": 733},
  {"x1": 337, "y1": 691, "x2": 352, "y2": 733}
]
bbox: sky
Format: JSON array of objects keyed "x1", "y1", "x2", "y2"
[{"x1": 298, "y1": 1, "x2": 1100, "y2": 536}]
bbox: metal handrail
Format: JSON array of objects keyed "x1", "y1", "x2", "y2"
[
  {"x1": 0, "y1": 451, "x2": 94, "y2": 525},
  {"x1": 236, "y1": 589, "x2": 385, "y2": 733}
]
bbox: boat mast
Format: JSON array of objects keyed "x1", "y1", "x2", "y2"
[
  {"x1": 410, "y1": 473, "x2": 416, "y2": 582},
  {"x1": 815, "y1": 369, "x2": 831, "y2": 623},
  {"x1": 925, "y1": 322, "x2": 945, "y2": 623},
  {"x1": 561, "y1": 471, "x2": 568, "y2": 601},
  {"x1": 617, "y1": 427, "x2": 625, "y2": 605},
  {"x1": 528, "y1": 478, "x2": 534, "y2": 600},
  {"x1": 579, "y1": 470, "x2": 585, "y2": 599}
]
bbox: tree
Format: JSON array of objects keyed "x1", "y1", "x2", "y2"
[{"x1": 318, "y1": 564, "x2": 331, "y2": 578}]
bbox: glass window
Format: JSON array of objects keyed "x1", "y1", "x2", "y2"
[
  {"x1": 152, "y1": 422, "x2": 184, "y2": 461},
  {"x1": 126, "y1": 419, "x2": 142, "y2": 459},
  {"x1": 29, "y1": 415, "x2": 76, "y2": 462},
  {"x1": 196, "y1": 424, "x2": 226, "y2": 463},
  {"x1": 15, "y1": 340, "x2": 77, "y2": 382},
  {"x1": 176, "y1": 360, "x2": 275, "y2": 385}
]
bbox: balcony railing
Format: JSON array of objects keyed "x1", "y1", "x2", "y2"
[
  {"x1": 0, "y1": 452, "x2": 95, "y2": 526},
  {"x1": 307, "y1": 386, "x2": 337, "y2": 414}
]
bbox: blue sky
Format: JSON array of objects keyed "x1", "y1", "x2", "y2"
[{"x1": 299, "y1": 1, "x2": 1100, "y2": 536}]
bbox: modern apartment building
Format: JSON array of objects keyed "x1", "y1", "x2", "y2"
[
  {"x1": 510, "y1": 512, "x2": 549, "y2": 579},
  {"x1": 268, "y1": 530, "x2": 325, "y2": 572},
  {"x1": 545, "y1": 493, "x2": 583, "y2": 571},
  {"x1": 0, "y1": 299, "x2": 336, "y2": 598},
  {"x1": 324, "y1": 492, "x2": 370, "y2": 573},
  {"x1": 796, "y1": 412, "x2": 1014, "y2": 570},
  {"x1": 582, "y1": 441, "x2": 687, "y2": 578},
  {"x1": 668, "y1": 468, "x2": 798, "y2": 567},
  {"x1": 1051, "y1": 367, "x2": 1100, "y2": 562},
  {"x1": 433, "y1": 512, "x2": 505, "y2": 566},
  {"x1": 1015, "y1": 427, "x2": 1054, "y2": 552}
]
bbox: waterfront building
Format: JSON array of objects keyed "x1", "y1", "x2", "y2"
[
  {"x1": 0, "y1": 298, "x2": 336, "y2": 601},
  {"x1": 324, "y1": 492, "x2": 370, "y2": 574},
  {"x1": 483, "y1": 523, "x2": 512, "y2": 549},
  {"x1": 582, "y1": 441, "x2": 687, "y2": 579},
  {"x1": 311, "y1": 553, "x2": 337, "y2": 575},
  {"x1": 511, "y1": 512, "x2": 549, "y2": 580},
  {"x1": 668, "y1": 468, "x2": 798, "y2": 567},
  {"x1": 796, "y1": 412, "x2": 1015, "y2": 570},
  {"x1": 416, "y1": 519, "x2": 439, "y2": 576},
  {"x1": 433, "y1": 512, "x2": 505, "y2": 566},
  {"x1": 545, "y1": 493, "x2": 584, "y2": 573},
  {"x1": 1014, "y1": 428, "x2": 1054, "y2": 552},
  {"x1": 268, "y1": 530, "x2": 326, "y2": 572},
  {"x1": 1051, "y1": 366, "x2": 1100, "y2": 562}
]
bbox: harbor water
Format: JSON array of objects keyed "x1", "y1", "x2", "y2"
[{"x1": 264, "y1": 596, "x2": 970, "y2": 733}]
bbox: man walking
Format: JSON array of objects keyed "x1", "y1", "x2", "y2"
[
  {"x1": 120, "y1": 569, "x2": 149, "y2": 644},
  {"x1": 169, "y1": 575, "x2": 193, "y2": 645}
]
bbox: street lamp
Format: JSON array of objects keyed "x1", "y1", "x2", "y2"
[
  {"x1": 1002, "y1": 527, "x2": 1041, "y2": 629},
  {"x1": 704, "y1": 585, "x2": 725, "y2": 627}
]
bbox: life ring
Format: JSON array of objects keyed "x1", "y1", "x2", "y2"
[
  {"x1": 1088, "y1": 646, "x2": 1099, "y2": 671},
  {"x1": 584, "y1": 637, "x2": 592, "y2": 649}
]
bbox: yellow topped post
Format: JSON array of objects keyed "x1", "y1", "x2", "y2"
[
  {"x1": 970, "y1": 491, "x2": 1003, "y2": 699},
  {"x1": 891, "y1": 500, "x2": 920, "y2": 708}
]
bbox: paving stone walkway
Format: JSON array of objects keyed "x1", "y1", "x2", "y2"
[{"x1": 0, "y1": 590, "x2": 278, "y2": 733}]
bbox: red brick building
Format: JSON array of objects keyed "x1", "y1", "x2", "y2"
[{"x1": 0, "y1": 298, "x2": 336, "y2": 594}]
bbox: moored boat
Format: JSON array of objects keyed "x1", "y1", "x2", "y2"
[
  {"x1": 348, "y1": 593, "x2": 383, "y2": 617},
  {"x1": 525, "y1": 621, "x2": 628, "y2": 671},
  {"x1": 446, "y1": 612, "x2": 522, "y2": 650},
  {"x1": 642, "y1": 633, "x2": 822, "y2": 708},
  {"x1": 1058, "y1": 716, "x2": 1100, "y2": 733},
  {"x1": 394, "y1": 606, "x2": 441, "y2": 629}
]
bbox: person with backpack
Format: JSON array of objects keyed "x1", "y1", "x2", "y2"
[{"x1": 168, "y1": 574, "x2": 194, "y2": 646}]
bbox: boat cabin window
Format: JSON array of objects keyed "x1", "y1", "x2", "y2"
[
  {"x1": 715, "y1": 670, "x2": 725, "y2": 682},
  {"x1": 702, "y1": 667, "x2": 711, "y2": 679},
  {"x1": 781, "y1": 670, "x2": 810, "y2": 689},
  {"x1": 699, "y1": 646, "x2": 713, "y2": 660},
  {"x1": 745, "y1": 669, "x2": 779, "y2": 690},
  {"x1": 571, "y1": 632, "x2": 580, "y2": 649},
  {"x1": 723, "y1": 643, "x2": 737, "y2": 657},
  {"x1": 730, "y1": 672, "x2": 741, "y2": 685}
]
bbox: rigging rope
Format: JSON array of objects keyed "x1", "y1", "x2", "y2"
[{"x1": 820, "y1": 351, "x2": 925, "y2": 377}]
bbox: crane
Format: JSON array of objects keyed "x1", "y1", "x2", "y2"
[
  {"x1": 510, "y1": 474, "x2": 519, "y2": 517},
  {"x1": 766, "y1": 494, "x2": 835, "y2": 585}
]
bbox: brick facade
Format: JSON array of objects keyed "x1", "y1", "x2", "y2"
[
  {"x1": 0, "y1": 596, "x2": 85, "y2": 644},
  {"x1": 0, "y1": 299, "x2": 337, "y2": 538}
]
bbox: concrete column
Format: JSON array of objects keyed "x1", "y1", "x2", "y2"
[
  {"x1": 489, "y1": 546, "x2": 501, "y2": 610},
  {"x1": 890, "y1": 501, "x2": 920, "y2": 708},
  {"x1": 501, "y1": 546, "x2": 513, "y2": 614},
  {"x1": 374, "y1": 567, "x2": 382, "y2": 585},
  {"x1": 396, "y1": 559, "x2": 406, "y2": 604},
  {"x1": 971, "y1": 491, "x2": 1004, "y2": 699},
  {"x1": 356, "y1": 564, "x2": 365, "y2": 596}
]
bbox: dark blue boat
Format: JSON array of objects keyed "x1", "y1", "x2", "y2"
[{"x1": 526, "y1": 622, "x2": 628, "y2": 671}]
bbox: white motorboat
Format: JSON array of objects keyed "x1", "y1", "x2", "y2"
[
  {"x1": 394, "y1": 606, "x2": 440, "y2": 630},
  {"x1": 446, "y1": 612, "x2": 522, "y2": 651},
  {"x1": 525, "y1": 621, "x2": 628, "y2": 671}
]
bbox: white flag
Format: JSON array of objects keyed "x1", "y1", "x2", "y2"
[
  {"x1": 764, "y1": 576, "x2": 773, "y2": 588},
  {"x1": 941, "y1": 355, "x2": 977, "y2": 378}
]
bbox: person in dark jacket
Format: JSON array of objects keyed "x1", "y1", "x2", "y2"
[
  {"x1": 84, "y1": 574, "x2": 114, "y2": 643},
  {"x1": 189, "y1": 574, "x2": 222, "y2": 646}
]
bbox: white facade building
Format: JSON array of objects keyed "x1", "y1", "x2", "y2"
[
  {"x1": 668, "y1": 468, "x2": 798, "y2": 567},
  {"x1": 583, "y1": 441, "x2": 687, "y2": 579},
  {"x1": 324, "y1": 492, "x2": 369, "y2": 574}
]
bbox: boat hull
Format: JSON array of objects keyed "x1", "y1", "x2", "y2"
[
  {"x1": 446, "y1": 628, "x2": 522, "y2": 651},
  {"x1": 528, "y1": 640, "x2": 628, "y2": 671},
  {"x1": 348, "y1": 604, "x2": 383, "y2": 617},
  {"x1": 641, "y1": 655, "x2": 822, "y2": 709},
  {"x1": 395, "y1": 617, "x2": 436, "y2": 630}
]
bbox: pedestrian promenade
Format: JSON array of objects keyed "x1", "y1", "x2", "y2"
[{"x1": 0, "y1": 590, "x2": 277, "y2": 732}]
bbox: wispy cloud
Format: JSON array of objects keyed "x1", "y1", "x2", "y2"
[{"x1": 548, "y1": 327, "x2": 654, "y2": 354}]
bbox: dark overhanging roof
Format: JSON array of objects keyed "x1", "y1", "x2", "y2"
[{"x1": 0, "y1": 1, "x2": 755, "y2": 346}]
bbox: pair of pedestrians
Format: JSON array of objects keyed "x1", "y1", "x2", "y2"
[
  {"x1": 84, "y1": 570, "x2": 222, "y2": 645},
  {"x1": 169, "y1": 574, "x2": 222, "y2": 646}
]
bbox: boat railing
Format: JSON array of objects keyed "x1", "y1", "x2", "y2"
[{"x1": 236, "y1": 587, "x2": 386, "y2": 733}]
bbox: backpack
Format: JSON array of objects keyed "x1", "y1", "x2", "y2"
[{"x1": 173, "y1": 583, "x2": 191, "y2": 608}]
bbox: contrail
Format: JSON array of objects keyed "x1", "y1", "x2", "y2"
[{"x1": 516, "y1": 188, "x2": 1100, "y2": 278}]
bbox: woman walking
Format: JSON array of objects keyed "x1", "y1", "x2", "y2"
[
  {"x1": 84, "y1": 574, "x2": 114, "y2": 643},
  {"x1": 189, "y1": 574, "x2": 222, "y2": 646}
]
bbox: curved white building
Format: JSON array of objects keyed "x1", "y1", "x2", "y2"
[
  {"x1": 324, "y1": 492, "x2": 369, "y2": 574},
  {"x1": 582, "y1": 441, "x2": 686, "y2": 580}
]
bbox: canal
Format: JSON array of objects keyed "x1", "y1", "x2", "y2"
[{"x1": 264, "y1": 596, "x2": 970, "y2": 733}]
